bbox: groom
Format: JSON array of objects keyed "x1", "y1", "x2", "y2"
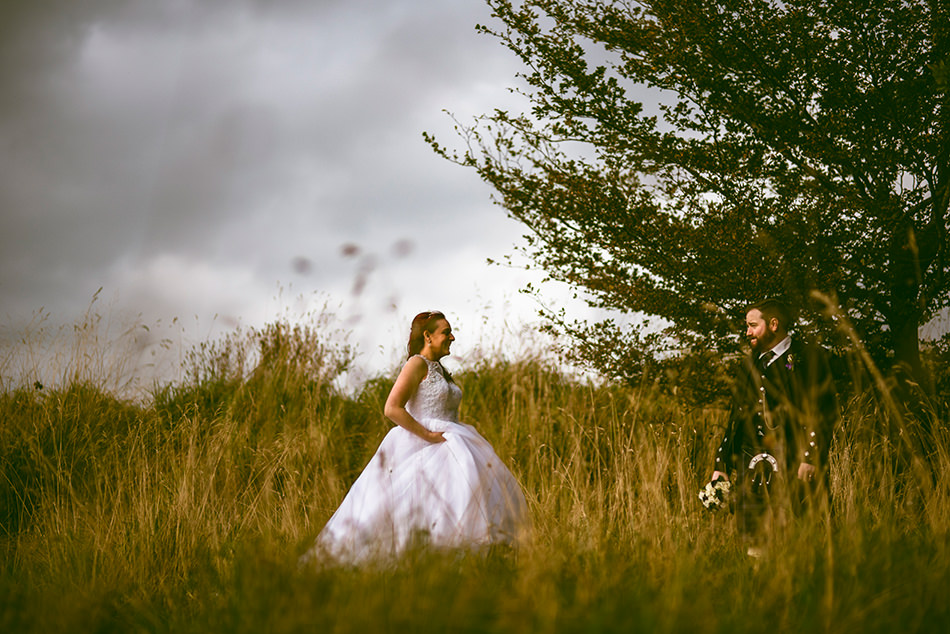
[{"x1": 710, "y1": 299, "x2": 838, "y2": 550}]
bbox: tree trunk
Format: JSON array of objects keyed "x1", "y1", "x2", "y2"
[
  {"x1": 888, "y1": 292, "x2": 936, "y2": 476},
  {"x1": 891, "y1": 311, "x2": 924, "y2": 383},
  {"x1": 888, "y1": 222, "x2": 928, "y2": 388}
]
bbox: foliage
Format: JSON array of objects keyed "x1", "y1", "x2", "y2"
[
  {"x1": 428, "y1": 0, "x2": 950, "y2": 383},
  {"x1": 924, "y1": 332, "x2": 950, "y2": 406}
]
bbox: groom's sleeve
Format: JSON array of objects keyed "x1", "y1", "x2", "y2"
[
  {"x1": 798, "y1": 345, "x2": 838, "y2": 467},
  {"x1": 714, "y1": 405, "x2": 742, "y2": 474},
  {"x1": 715, "y1": 363, "x2": 754, "y2": 475}
]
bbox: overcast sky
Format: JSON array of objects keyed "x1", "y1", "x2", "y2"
[{"x1": 1, "y1": 0, "x2": 607, "y2": 385}]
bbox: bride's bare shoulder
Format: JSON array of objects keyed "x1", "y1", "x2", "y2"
[{"x1": 400, "y1": 355, "x2": 430, "y2": 381}]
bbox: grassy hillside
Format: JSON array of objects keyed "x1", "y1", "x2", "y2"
[{"x1": 1, "y1": 317, "x2": 948, "y2": 633}]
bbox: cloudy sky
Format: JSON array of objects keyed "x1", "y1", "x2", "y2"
[{"x1": 1, "y1": 0, "x2": 605, "y2": 384}]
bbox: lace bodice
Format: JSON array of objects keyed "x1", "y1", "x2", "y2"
[{"x1": 406, "y1": 355, "x2": 462, "y2": 424}]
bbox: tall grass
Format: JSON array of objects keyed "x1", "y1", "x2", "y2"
[{"x1": 1, "y1": 311, "x2": 948, "y2": 633}]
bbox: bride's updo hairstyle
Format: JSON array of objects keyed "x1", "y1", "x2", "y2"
[{"x1": 407, "y1": 310, "x2": 446, "y2": 359}]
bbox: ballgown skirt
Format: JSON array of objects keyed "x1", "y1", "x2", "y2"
[{"x1": 301, "y1": 417, "x2": 529, "y2": 564}]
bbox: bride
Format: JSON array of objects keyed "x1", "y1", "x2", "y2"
[{"x1": 301, "y1": 311, "x2": 529, "y2": 563}]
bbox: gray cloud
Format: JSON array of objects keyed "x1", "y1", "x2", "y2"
[{"x1": 1, "y1": 0, "x2": 584, "y2": 378}]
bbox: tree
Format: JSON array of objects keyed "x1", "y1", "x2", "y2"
[{"x1": 429, "y1": 0, "x2": 949, "y2": 385}]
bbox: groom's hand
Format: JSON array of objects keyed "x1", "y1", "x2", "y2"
[
  {"x1": 797, "y1": 462, "x2": 816, "y2": 482},
  {"x1": 711, "y1": 470, "x2": 729, "y2": 482}
]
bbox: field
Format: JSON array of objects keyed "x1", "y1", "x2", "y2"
[{"x1": 2, "y1": 315, "x2": 949, "y2": 633}]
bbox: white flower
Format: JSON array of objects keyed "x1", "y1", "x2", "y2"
[{"x1": 699, "y1": 479, "x2": 732, "y2": 511}]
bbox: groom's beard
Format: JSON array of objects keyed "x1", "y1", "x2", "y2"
[{"x1": 750, "y1": 330, "x2": 778, "y2": 355}]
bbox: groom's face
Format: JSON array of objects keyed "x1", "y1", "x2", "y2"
[{"x1": 746, "y1": 309, "x2": 779, "y2": 353}]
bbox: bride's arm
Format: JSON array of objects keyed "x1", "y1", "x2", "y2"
[{"x1": 384, "y1": 356, "x2": 446, "y2": 443}]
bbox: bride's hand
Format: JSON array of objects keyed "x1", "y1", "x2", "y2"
[{"x1": 426, "y1": 431, "x2": 446, "y2": 443}]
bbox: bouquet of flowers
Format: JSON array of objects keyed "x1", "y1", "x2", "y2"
[{"x1": 698, "y1": 478, "x2": 732, "y2": 511}]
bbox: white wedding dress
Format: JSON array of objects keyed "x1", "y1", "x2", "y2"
[{"x1": 302, "y1": 355, "x2": 529, "y2": 563}]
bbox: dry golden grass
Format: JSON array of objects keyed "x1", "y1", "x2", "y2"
[{"x1": 1, "y1": 310, "x2": 948, "y2": 633}]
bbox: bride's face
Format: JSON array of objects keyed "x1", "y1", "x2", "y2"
[{"x1": 425, "y1": 319, "x2": 455, "y2": 359}]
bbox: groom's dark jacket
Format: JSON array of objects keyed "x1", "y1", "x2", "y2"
[{"x1": 715, "y1": 337, "x2": 838, "y2": 476}]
